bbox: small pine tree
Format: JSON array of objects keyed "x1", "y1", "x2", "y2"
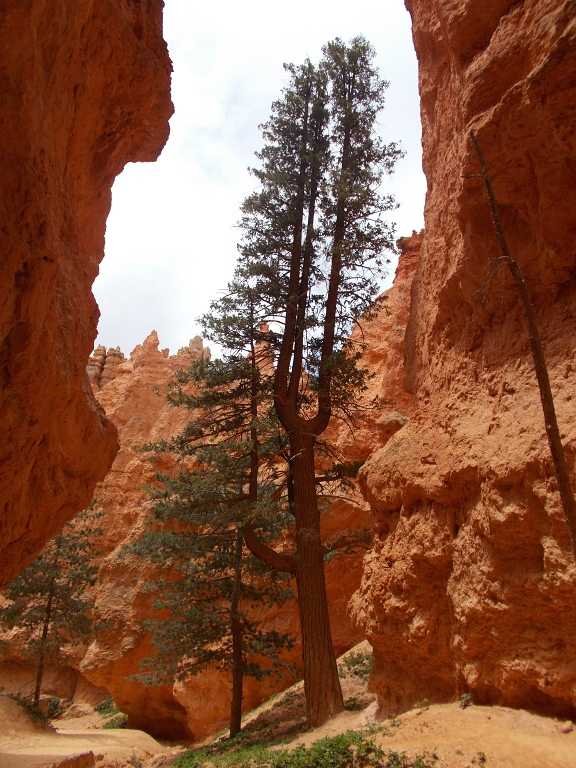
[
  {"x1": 0, "y1": 507, "x2": 103, "y2": 706},
  {"x1": 131, "y1": 266, "x2": 295, "y2": 736}
]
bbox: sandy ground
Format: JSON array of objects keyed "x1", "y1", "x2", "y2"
[
  {"x1": 1, "y1": 639, "x2": 574, "y2": 768},
  {"x1": 0, "y1": 696, "x2": 179, "y2": 768},
  {"x1": 289, "y1": 700, "x2": 576, "y2": 768}
]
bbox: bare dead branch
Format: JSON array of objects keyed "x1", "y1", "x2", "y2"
[{"x1": 470, "y1": 129, "x2": 576, "y2": 556}]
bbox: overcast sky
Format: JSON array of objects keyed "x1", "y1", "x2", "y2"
[{"x1": 94, "y1": 0, "x2": 426, "y2": 357}]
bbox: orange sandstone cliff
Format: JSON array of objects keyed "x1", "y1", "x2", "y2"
[
  {"x1": 0, "y1": 0, "x2": 173, "y2": 586},
  {"x1": 350, "y1": 0, "x2": 576, "y2": 720}
]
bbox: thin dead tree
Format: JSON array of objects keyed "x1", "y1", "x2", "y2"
[{"x1": 470, "y1": 128, "x2": 576, "y2": 556}]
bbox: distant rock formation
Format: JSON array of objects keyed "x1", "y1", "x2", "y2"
[{"x1": 88, "y1": 346, "x2": 127, "y2": 390}]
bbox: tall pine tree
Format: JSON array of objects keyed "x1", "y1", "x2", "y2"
[
  {"x1": 236, "y1": 37, "x2": 403, "y2": 726},
  {"x1": 140, "y1": 36, "x2": 402, "y2": 731}
]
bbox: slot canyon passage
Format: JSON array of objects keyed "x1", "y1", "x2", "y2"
[{"x1": 1, "y1": 0, "x2": 576, "y2": 765}]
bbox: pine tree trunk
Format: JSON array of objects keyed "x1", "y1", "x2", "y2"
[
  {"x1": 292, "y1": 434, "x2": 344, "y2": 727},
  {"x1": 34, "y1": 589, "x2": 53, "y2": 706},
  {"x1": 229, "y1": 531, "x2": 244, "y2": 736},
  {"x1": 33, "y1": 651, "x2": 46, "y2": 708},
  {"x1": 34, "y1": 543, "x2": 59, "y2": 707}
]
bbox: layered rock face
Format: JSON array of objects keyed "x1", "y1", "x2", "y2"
[
  {"x1": 350, "y1": 0, "x2": 576, "y2": 719},
  {"x1": 0, "y1": 0, "x2": 172, "y2": 586}
]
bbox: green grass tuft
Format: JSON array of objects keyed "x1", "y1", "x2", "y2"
[
  {"x1": 102, "y1": 712, "x2": 128, "y2": 729},
  {"x1": 175, "y1": 727, "x2": 438, "y2": 768},
  {"x1": 96, "y1": 696, "x2": 119, "y2": 717}
]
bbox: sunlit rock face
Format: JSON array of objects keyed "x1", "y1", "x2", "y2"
[
  {"x1": 350, "y1": 0, "x2": 576, "y2": 719},
  {"x1": 0, "y1": 0, "x2": 173, "y2": 586}
]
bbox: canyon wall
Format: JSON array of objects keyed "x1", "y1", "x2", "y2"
[
  {"x1": 350, "y1": 0, "x2": 576, "y2": 719},
  {"x1": 0, "y1": 0, "x2": 172, "y2": 586}
]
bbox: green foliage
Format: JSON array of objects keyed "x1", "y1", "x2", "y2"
[
  {"x1": 128, "y1": 268, "x2": 296, "y2": 722},
  {"x1": 102, "y1": 712, "x2": 129, "y2": 729},
  {"x1": 175, "y1": 729, "x2": 438, "y2": 768},
  {"x1": 338, "y1": 651, "x2": 374, "y2": 682},
  {"x1": 96, "y1": 696, "x2": 128, "y2": 730},
  {"x1": 0, "y1": 506, "x2": 103, "y2": 703},
  {"x1": 176, "y1": 742, "x2": 279, "y2": 768},
  {"x1": 131, "y1": 520, "x2": 295, "y2": 685},
  {"x1": 238, "y1": 35, "x2": 403, "y2": 424},
  {"x1": 47, "y1": 696, "x2": 63, "y2": 719},
  {"x1": 7, "y1": 692, "x2": 47, "y2": 724},
  {"x1": 96, "y1": 696, "x2": 119, "y2": 717},
  {"x1": 7, "y1": 692, "x2": 64, "y2": 724},
  {"x1": 459, "y1": 693, "x2": 472, "y2": 709},
  {"x1": 343, "y1": 698, "x2": 363, "y2": 712},
  {"x1": 0, "y1": 507, "x2": 102, "y2": 647}
]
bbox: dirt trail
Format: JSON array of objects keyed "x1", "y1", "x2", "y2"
[
  {"x1": 2, "y1": 648, "x2": 575, "y2": 768},
  {"x1": 0, "y1": 696, "x2": 174, "y2": 768}
]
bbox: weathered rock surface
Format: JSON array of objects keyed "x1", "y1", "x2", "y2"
[
  {"x1": 0, "y1": 0, "x2": 173, "y2": 586},
  {"x1": 325, "y1": 232, "x2": 420, "y2": 465},
  {"x1": 350, "y1": 0, "x2": 576, "y2": 720}
]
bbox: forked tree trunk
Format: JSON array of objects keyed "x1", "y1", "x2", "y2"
[
  {"x1": 470, "y1": 130, "x2": 576, "y2": 556},
  {"x1": 229, "y1": 531, "x2": 244, "y2": 736},
  {"x1": 291, "y1": 434, "x2": 344, "y2": 725}
]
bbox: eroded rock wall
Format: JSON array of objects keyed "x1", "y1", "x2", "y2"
[
  {"x1": 350, "y1": 0, "x2": 576, "y2": 719},
  {"x1": 0, "y1": 0, "x2": 172, "y2": 586}
]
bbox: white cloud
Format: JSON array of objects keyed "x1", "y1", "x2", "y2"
[{"x1": 95, "y1": 0, "x2": 426, "y2": 356}]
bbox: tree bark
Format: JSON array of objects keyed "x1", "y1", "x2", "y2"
[
  {"x1": 229, "y1": 530, "x2": 244, "y2": 736},
  {"x1": 291, "y1": 433, "x2": 344, "y2": 726},
  {"x1": 470, "y1": 129, "x2": 576, "y2": 556},
  {"x1": 34, "y1": 542, "x2": 60, "y2": 707}
]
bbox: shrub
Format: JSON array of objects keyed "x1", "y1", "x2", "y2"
[
  {"x1": 7, "y1": 692, "x2": 47, "y2": 724},
  {"x1": 96, "y1": 696, "x2": 119, "y2": 717},
  {"x1": 338, "y1": 650, "x2": 374, "y2": 682},
  {"x1": 47, "y1": 696, "x2": 64, "y2": 719},
  {"x1": 175, "y1": 728, "x2": 438, "y2": 768},
  {"x1": 102, "y1": 713, "x2": 128, "y2": 729}
]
